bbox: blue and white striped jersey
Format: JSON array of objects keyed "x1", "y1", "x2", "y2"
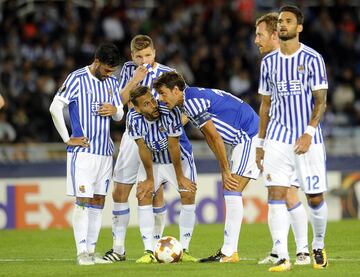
[
  {"x1": 258, "y1": 43, "x2": 328, "y2": 144},
  {"x1": 55, "y1": 66, "x2": 123, "y2": 156},
  {"x1": 118, "y1": 61, "x2": 174, "y2": 99},
  {"x1": 128, "y1": 103, "x2": 193, "y2": 164},
  {"x1": 182, "y1": 87, "x2": 259, "y2": 145}
]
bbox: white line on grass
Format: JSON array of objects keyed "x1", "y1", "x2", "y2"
[{"x1": 1, "y1": 257, "x2": 360, "y2": 262}]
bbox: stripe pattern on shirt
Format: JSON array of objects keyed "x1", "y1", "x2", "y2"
[
  {"x1": 183, "y1": 87, "x2": 259, "y2": 146},
  {"x1": 258, "y1": 43, "x2": 328, "y2": 144},
  {"x1": 128, "y1": 104, "x2": 193, "y2": 165},
  {"x1": 55, "y1": 66, "x2": 123, "y2": 156},
  {"x1": 118, "y1": 61, "x2": 174, "y2": 99}
]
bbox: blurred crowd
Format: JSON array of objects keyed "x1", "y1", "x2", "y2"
[{"x1": 1, "y1": 0, "x2": 360, "y2": 144}]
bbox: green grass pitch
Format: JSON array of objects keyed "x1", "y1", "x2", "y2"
[{"x1": 1, "y1": 220, "x2": 359, "y2": 276}]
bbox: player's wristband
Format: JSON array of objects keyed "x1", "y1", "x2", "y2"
[
  {"x1": 305, "y1": 125, "x2": 316, "y2": 137},
  {"x1": 256, "y1": 138, "x2": 265, "y2": 148}
]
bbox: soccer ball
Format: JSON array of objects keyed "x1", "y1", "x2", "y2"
[{"x1": 154, "y1": 236, "x2": 183, "y2": 263}]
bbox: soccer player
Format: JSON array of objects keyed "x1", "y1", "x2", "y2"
[
  {"x1": 103, "y1": 35, "x2": 196, "y2": 262},
  {"x1": 254, "y1": 12, "x2": 310, "y2": 265},
  {"x1": 128, "y1": 86, "x2": 197, "y2": 263},
  {"x1": 49, "y1": 42, "x2": 124, "y2": 265},
  {"x1": 258, "y1": 6, "x2": 329, "y2": 272},
  {"x1": 153, "y1": 72, "x2": 260, "y2": 263}
]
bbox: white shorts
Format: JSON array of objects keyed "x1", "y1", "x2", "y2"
[
  {"x1": 229, "y1": 135, "x2": 260, "y2": 180},
  {"x1": 113, "y1": 130, "x2": 141, "y2": 184},
  {"x1": 66, "y1": 152, "x2": 112, "y2": 197},
  {"x1": 263, "y1": 140, "x2": 327, "y2": 194},
  {"x1": 136, "y1": 155, "x2": 197, "y2": 193},
  {"x1": 290, "y1": 174, "x2": 300, "y2": 188}
]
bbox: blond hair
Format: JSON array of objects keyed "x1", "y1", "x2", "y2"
[
  {"x1": 255, "y1": 12, "x2": 278, "y2": 34},
  {"x1": 130, "y1": 35, "x2": 154, "y2": 52}
]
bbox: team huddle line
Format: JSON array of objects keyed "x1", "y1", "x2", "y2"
[{"x1": 49, "y1": 5, "x2": 329, "y2": 272}]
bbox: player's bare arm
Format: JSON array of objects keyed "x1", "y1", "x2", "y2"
[
  {"x1": 295, "y1": 89, "x2": 327, "y2": 155},
  {"x1": 256, "y1": 95, "x2": 271, "y2": 171},
  {"x1": 309, "y1": 89, "x2": 327, "y2": 127},
  {"x1": 66, "y1": 137, "x2": 90, "y2": 148},
  {"x1": 181, "y1": 113, "x2": 189, "y2": 125},
  {"x1": 201, "y1": 120, "x2": 238, "y2": 190},
  {"x1": 168, "y1": 136, "x2": 196, "y2": 192},
  {"x1": 135, "y1": 138, "x2": 154, "y2": 201},
  {"x1": 121, "y1": 66, "x2": 148, "y2": 105}
]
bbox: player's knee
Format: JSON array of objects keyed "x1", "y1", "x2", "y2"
[
  {"x1": 307, "y1": 193, "x2": 324, "y2": 207},
  {"x1": 286, "y1": 187, "x2": 300, "y2": 208},
  {"x1": 179, "y1": 191, "x2": 196, "y2": 204},
  {"x1": 137, "y1": 193, "x2": 153, "y2": 206},
  {"x1": 153, "y1": 193, "x2": 165, "y2": 207},
  {"x1": 112, "y1": 183, "x2": 132, "y2": 202},
  {"x1": 268, "y1": 186, "x2": 288, "y2": 200},
  {"x1": 232, "y1": 174, "x2": 250, "y2": 192},
  {"x1": 90, "y1": 194, "x2": 105, "y2": 207},
  {"x1": 75, "y1": 197, "x2": 91, "y2": 205}
]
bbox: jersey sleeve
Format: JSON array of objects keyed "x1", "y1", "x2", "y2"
[
  {"x1": 258, "y1": 59, "x2": 272, "y2": 96},
  {"x1": 167, "y1": 107, "x2": 183, "y2": 137},
  {"x1": 127, "y1": 111, "x2": 143, "y2": 140},
  {"x1": 113, "y1": 80, "x2": 124, "y2": 108},
  {"x1": 309, "y1": 54, "x2": 328, "y2": 91},
  {"x1": 55, "y1": 73, "x2": 80, "y2": 104},
  {"x1": 185, "y1": 97, "x2": 212, "y2": 128},
  {"x1": 118, "y1": 65, "x2": 129, "y2": 90}
]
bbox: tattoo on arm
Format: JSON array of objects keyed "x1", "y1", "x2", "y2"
[{"x1": 310, "y1": 89, "x2": 327, "y2": 127}]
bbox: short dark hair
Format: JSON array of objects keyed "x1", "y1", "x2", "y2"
[
  {"x1": 95, "y1": 42, "x2": 120, "y2": 67},
  {"x1": 130, "y1": 86, "x2": 149, "y2": 106},
  {"x1": 279, "y1": 5, "x2": 304, "y2": 25},
  {"x1": 255, "y1": 12, "x2": 279, "y2": 34},
  {"x1": 153, "y1": 72, "x2": 186, "y2": 91}
]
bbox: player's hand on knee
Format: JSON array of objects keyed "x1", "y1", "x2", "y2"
[
  {"x1": 222, "y1": 170, "x2": 238, "y2": 191},
  {"x1": 66, "y1": 137, "x2": 90, "y2": 148},
  {"x1": 256, "y1": 147, "x2": 264, "y2": 171},
  {"x1": 136, "y1": 179, "x2": 154, "y2": 201},
  {"x1": 177, "y1": 175, "x2": 197, "y2": 193},
  {"x1": 294, "y1": 134, "x2": 312, "y2": 154}
]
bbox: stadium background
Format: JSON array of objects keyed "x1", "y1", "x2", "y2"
[{"x1": 1, "y1": 0, "x2": 360, "y2": 230}]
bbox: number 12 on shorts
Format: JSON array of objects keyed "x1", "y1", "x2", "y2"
[{"x1": 306, "y1": 175, "x2": 320, "y2": 191}]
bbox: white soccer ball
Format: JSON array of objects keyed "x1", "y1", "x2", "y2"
[{"x1": 154, "y1": 236, "x2": 183, "y2": 263}]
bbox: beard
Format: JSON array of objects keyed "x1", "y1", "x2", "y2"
[
  {"x1": 279, "y1": 31, "x2": 297, "y2": 41},
  {"x1": 94, "y1": 67, "x2": 105, "y2": 80},
  {"x1": 144, "y1": 109, "x2": 160, "y2": 121}
]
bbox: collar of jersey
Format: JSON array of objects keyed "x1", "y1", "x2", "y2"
[
  {"x1": 278, "y1": 43, "x2": 304, "y2": 58},
  {"x1": 145, "y1": 62, "x2": 159, "y2": 76},
  {"x1": 86, "y1": 66, "x2": 103, "y2": 82},
  {"x1": 182, "y1": 87, "x2": 189, "y2": 108}
]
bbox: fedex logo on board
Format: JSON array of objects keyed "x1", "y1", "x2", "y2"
[{"x1": 0, "y1": 184, "x2": 72, "y2": 229}]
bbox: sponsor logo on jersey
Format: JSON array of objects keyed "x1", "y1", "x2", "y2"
[{"x1": 297, "y1": 65, "x2": 305, "y2": 74}]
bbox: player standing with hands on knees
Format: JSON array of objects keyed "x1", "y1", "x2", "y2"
[
  {"x1": 257, "y1": 6, "x2": 329, "y2": 272},
  {"x1": 49, "y1": 42, "x2": 124, "y2": 265},
  {"x1": 128, "y1": 86, "x2": 197, "y2": 263},
  {"x1": 154, "y1": 72, "x2": 260, "y2": 263},
  {"x1": 102, "y1": 35, "x2": 198, "y2": 263},
  {"x1": 254, "y1": 12, "x2": 310, "y2": 266}
]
